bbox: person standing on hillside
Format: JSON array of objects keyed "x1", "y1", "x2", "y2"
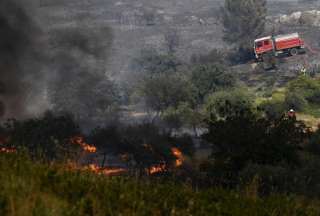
[
  {"x1": 287, "y1": 109, "x2": 296, "y2": 119},
  {"x1": 301, "y1": 66, "x2": 307, "y2": 76}
]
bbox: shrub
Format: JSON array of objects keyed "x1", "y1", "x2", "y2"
[
  {"x1": 285, "y1": 92, "x2": 308, "y2": 111},
  {"x1": 259, "y1": 99, "x2": 286, "y2": 120},
  {"x1": 286, "y1": 76, "x2": 320, "y2": 105},
  {"x1": 88, "y1": 123, "x2": 194, "y2": 171},
  {"x1": 204, "y1": 88, "x2": 254, "y2": 120},
  {"x1": 190, "y1": 49, "x2": 227, "y2": 65},
  {"x1": 4, "y1": 112, "x2": 80, "y2": 160},
  {"x1": 189, "y1": 64, "x2": 236, "y2": 104},
  {"x1": 202, "y1": 106, "x2": 308, "y2": 188}
]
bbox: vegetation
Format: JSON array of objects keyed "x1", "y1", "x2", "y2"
[
  {"x1": 190, "y1": 64, "x2": 236, "y2": 104},
  {"x1": 0, "y1": 153, "x2": 320, "y2": 216},
  {"x1": 1, "y1": 112, "x2": 80, "y2": 160},
  {"x1": 3, "y1": 0, "x2": 320, "y2": 214},
  {"x1": 221, "y1": 0, "x2": 267, "y2": 62},
  {"x1": 222, "y1": 0, "x2": 267, "y2": 47},
  {"x1": 260, "y1": 76, "x2": 320, "y2": 117},
  {"x1": 204, "y1": 89, "x2": 254, "y2": 119}
]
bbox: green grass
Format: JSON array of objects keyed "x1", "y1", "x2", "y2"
[
  {"x1": 302, "y1": 104, "x2": 320, "y2": 118},
  {"x1": 0, "y1": 153, "x2": 320, "y2": 216}
]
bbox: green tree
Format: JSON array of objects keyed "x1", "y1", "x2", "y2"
[
  {"x1": 204, "y1": 89, "x2": 254, "y2": 120},
  {"x1": 162, "y1": 102, "x2": 205, "y2": 135},
  {"x1": 141, "y1": 73, "x2": 195, "y2": 115},
  {"x1": 202, "y1": 109, "x2": 306, "y2": 187},
  {"x1": 222, "y1": 0, "x2": 267, "y2": 49},
  {"x1": 189, "y1": 64, "x2": 236, "y2": 104},
  {"x1": 130, "y1": 50, "x2": 190, "y2": 111},
  {"x1": 286, "y1": 76, "x2": 320, "y2": 104}
]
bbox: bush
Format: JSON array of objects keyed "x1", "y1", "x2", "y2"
[
  {"x1": 88, "y1": 123, "x2": 194, "y2": 171},
  {"x1": 204, "y1": 88, "x2": 254, "y2": 119},
  {"x1": 307, "y1": 128, "x2": 320, "y2": 156},
  {"x1": 202, "y1": 106, "x2": 309, "y2": 189},
  {"x1": 190, "y1": 49, "x2": 227, "y2": 65},
  {"x1": 240, "y1": 154, "x2": 320, "y2": 198},
  {"x1": 140, "y1": 72, "x2": 195, "y2": 113},
  {"x1": 189, "y1": 64, "x2": 236, "y2": 104},
  {"x1": 259, "y1": 99, "x2": 286, "y2": 120},
  {"x1": 4, "y1": 112, "x2": 80, "y2": 160},
  {"x1": 286, "y1": 76, "x2": 320, "y2": 105},
  {"x1": 285, "y1": 92, "x2": 308, "y2": 112},
  {"x1": 239, "y1": 164, "x2": 294, "y2": 195}
]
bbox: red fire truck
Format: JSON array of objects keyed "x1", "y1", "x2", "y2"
[{"x1": 254, "y1": 32, "x2": 305, "y2": 61}]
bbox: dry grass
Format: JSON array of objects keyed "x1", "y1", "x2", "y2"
[{"x1": 296, "y1": 113, "x2": 320, "y2": 130}]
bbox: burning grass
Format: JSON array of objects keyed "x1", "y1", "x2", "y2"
[
  {"x1": 148, "y1": 148, "x2": 184, "y2": 175},
  {"x1": 0, "y1": 153, "x2": 319, "y2": 216},
  {"x1": 70, "y1": 136, "x2": 97, "y2": 153}
]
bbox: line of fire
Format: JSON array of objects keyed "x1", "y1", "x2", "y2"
[{"x1": 0, "y1": 132, "x2": 186, "y2": 176}]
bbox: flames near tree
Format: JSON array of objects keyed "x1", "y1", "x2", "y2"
[
  {"x1": 172, "y1": 147, "x2": 183, "y2": 167},
  {"x1": 149, "y1": 147, "x2": 184, "y2": 174},
  {"x1": 70, "y1": 136, "x2": 97, "y2": 153},
  {"x1": 68, "y1": 135, "x2": 184, "y2": 176},
  {"x1": 0, "y1": 134, "x2": 15, "y2": 153},
  {"x1": 0, "y1": 147, "x2": 16, "y2": 153}
]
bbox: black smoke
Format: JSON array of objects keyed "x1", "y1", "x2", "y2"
[
  {"x1": 47, "y1": 19, "x2": 117, "y2": 129},
  {"x1": 0, "y1": 0, "x2": 117, "y2": 128},
  {"x1": 0, "y1": 0, "x2": 44, "y2": 119}
]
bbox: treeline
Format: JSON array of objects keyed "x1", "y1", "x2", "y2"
[{"x1": 2, "y1": 96, "x2": 320, "y2": 198}]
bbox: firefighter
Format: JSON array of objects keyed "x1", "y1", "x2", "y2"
[
  {"x1": 287, "y1": 109, "x2": 296, "y2": 119},
  {"x1": 301, "y1": 66, "x2": 307, "y2": 76}
]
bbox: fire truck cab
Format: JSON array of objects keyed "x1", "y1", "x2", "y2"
[{"x1": 254, "y1": 36, "x2": 273, "y2": 59}]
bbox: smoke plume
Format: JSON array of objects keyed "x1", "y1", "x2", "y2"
[
  {"x1": 47, "y1": 19, "x2": 116, "y2": 128},
  {"x1": 0, "y1": 0, "x2": 116, "y2": 128},
  {"x1": 0, "y1": 0, "x2": 45, "y2": 119}
]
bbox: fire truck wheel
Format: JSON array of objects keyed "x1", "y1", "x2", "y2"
[{"x1": 290, "y1": 48, "x2": 298, "y2": 56}]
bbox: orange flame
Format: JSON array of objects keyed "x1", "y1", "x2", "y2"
[
  {"x1": 148, "y1": 148, "x2": 184, "y2": 174},
  {"x1": 68, "y1": 136, "x2": 125, "y2": 176},
  {"x1": 0, "y1": 147, "x2": 16, "y2": 153},
  {"x1": 85, "y1": 164, "x2": 126, "y2": 176},
  {"x1": 171, "y1": 147, "x2": 183, "y2": 167},
  {"x1": 149, "y1": 164, "x2": 166, "y2": 174},
  {"x1": 70, "y1": 136, "x2": 97, "y2": 153}
]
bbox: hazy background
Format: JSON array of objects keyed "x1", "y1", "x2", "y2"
[{"x1": 1, "y1": 0, "x2": 319, "y2": 122}]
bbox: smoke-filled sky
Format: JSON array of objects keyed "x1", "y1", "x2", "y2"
[
  {"x1": 0, "y1": 0, "x2": 114, "y2": 126},
  {"x1": 0, "y1": 0, "x2": 46, "y2": 119}
]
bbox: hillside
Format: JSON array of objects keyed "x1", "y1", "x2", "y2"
[{"x1": 35, "y1": 0, "x2": 320, "y2": 79}]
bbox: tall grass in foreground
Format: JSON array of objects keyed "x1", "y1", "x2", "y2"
[{"x1": 0, "y1": 153, "x2": 319, "y2": 216}]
